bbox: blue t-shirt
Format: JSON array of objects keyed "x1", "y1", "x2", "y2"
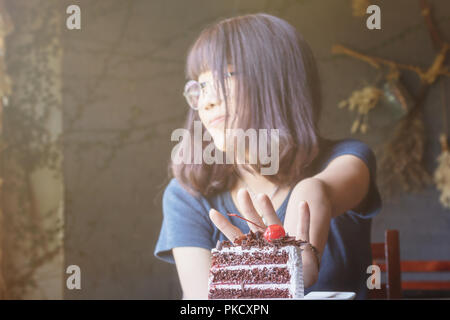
[{"x1": 154, "y1": 138, "x2": 382, "y2": 299}]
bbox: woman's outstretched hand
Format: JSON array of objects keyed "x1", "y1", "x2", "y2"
[{"x1": 209, "y1": 188, "x2": 319, "y2": 288}]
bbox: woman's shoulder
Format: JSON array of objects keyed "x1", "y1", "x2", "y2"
[
  {"x1": 163, "y1": 178, "x2": 229, "y2": 218},
  {"x1": 320, "y1": 137, "x2": 372, "y2": 151},
  {"x1": 164, "y1": 177, "x2": 184, "y2": 194},
  {"x1": 164, "y1": 177, "x2": 220, "y2": 209},
  {"x1": 316, "y1": 137, "x2": 376, "y2": 171},
  {"x1": 155, "y1": 178, "x2": 217, "y2": 264},
  {"x1": 164, "y1": 177, "x2": 202, "y2": 203}
]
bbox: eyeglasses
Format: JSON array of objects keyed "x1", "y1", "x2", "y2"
[{"x1": 183, "y1": 71, "x2": 235, "y2": 110}]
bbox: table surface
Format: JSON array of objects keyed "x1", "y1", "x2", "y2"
[{"x1": 304, "y1": 291, "x2": 356, "y2": 300}]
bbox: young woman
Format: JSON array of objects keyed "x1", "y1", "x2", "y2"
[{"x1": 154, "y1": 13, "x2": 381, "y2": 300}]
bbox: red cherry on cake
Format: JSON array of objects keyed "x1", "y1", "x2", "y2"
[
  {"x1": 226, "y1": 213, "x2": 286, "y2": 242},
  {"x1": 263, "y1": 224, "x2": 286, "y2": 241}
]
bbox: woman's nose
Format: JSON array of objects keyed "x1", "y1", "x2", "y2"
[{"x1": 201, "y1": 88, "x2": 222, "y2": 110}]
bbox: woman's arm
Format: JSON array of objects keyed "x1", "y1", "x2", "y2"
[
  {"x1": 172, "y1": 247, "x2": 212, "y2": 300},
  {"x1": 284, "y1": 154, "x2": 371, "y2": 274},
  {"x1": 155, "y1": 179, "x2": 216, "y2": 299},
  {"x1": 313, "y1": 154, "x2": 371, "y2": 217},
  {"x1": 284, "y1": 179, "x2": 331, "y2": 286}
]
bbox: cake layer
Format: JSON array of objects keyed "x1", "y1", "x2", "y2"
[
  {"x1": 211, "y1": 263, "x2": 288, "y2": 270},
  {"x1": 211, "y1": 251, "x2": 289, "y2": 267},
  {"x1": 210, "y1": 266, "x2": 290, "y2": 284},
  {"x1": 208, "y1": 231, "x2": 305, "y2": 299},
  {"x1": 208, "y1": 287, "x2": 291, "y2": 299}
]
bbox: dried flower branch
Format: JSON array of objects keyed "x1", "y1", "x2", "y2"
[
  {"x1": 335, "y1": 0, "x2": 450, "y2": 200},
  {"x1": 338, "y1": 85, "x2": 383, "y2": 134},
  {"x1": 377, "y1": 86, "x2": 432, "y2": 199}
]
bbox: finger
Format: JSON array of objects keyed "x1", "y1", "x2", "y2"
[
  {"x1": 209, "y1": 208, "x2": 243, "y2": 242},
  {"x1": 296, "y1": 201, "x2": 310, "y2": 242},
  {"x1": 255, "y1": 193, "x2": 283, "y2": 226},
  {"x1": 237, "y1": 188, "x2": 266, "y2": 232}
]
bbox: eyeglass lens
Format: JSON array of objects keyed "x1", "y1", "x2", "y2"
[{"x1": 183, "y1": 72, "x2": 234, "y2": 110}]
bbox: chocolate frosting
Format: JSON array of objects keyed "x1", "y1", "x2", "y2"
[{"x1": 217, "y1": 230, "x2": 307, "y2": 250}]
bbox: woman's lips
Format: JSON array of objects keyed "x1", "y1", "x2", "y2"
[{"x1": 209, "y1": 115, "x2": 225, "y2": 127}]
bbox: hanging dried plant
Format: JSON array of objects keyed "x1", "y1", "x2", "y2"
[
  {"x1": 352, "y1": 0, "x2": 370, "y2": 17},
  {"x1": 377, "y1": 107, "x2": 432, "y2": 200},
  {"x1": 433, "y1": 80, "x2": 450, "y2": 208},
  {"x1": 335, "y1": 0, "x2": 450, "y2": 202},
  {"x1": 434, "y1": 134, "x2": 450, "y2": 208},
  {"x1": 338, "y1": 85, "x2": 383, "y2": 134}
]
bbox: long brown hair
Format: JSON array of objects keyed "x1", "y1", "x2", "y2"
[{"x1": 170, "y1": 13, "x2": 322, "y2": 198}]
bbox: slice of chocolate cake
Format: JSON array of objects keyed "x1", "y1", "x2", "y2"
[{"x1": 208, "y1": 230, "x2": 305, "y2": 299}]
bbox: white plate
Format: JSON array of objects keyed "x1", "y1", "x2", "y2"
[
  {"x1": 210, "y1": 291, "x2": 356, "y2": 300},
  {"x1": 304, "y1": 291, "x2": 356, "y2": 300}
]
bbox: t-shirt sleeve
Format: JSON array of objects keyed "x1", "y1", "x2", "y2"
[
  {"x1": 319, "y1": 139, "x2": 382, "y2": 219},
  {"x1": 154, "y1": 178, "x2": 215, "y2": 264}
]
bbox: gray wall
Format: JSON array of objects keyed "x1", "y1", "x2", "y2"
[{"x1": 62, "y1": 0, "x2": 450, "y2": 299}]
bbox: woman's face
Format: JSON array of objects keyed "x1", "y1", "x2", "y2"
[{"x1": 197, "y1": 67, "x2": 237, "y2": 151}]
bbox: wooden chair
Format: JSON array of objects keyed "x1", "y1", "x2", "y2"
[
  {"x1": 401, "y1": 261, "x2": 450, "y2": 298},
  {"x1": 370, "y1": 229, "x2": 402, "y2": 299},
  {"x1": 371, "y1": 230, "x2": 450, "y2": 299}
]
